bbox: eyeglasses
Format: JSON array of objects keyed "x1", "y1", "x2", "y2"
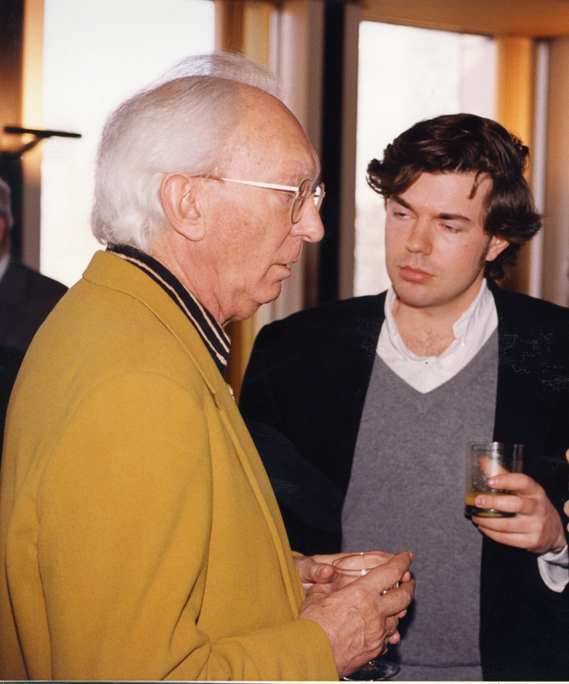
[{"x1": 201, "y1": 176, "x2": 325, "y2": 224}]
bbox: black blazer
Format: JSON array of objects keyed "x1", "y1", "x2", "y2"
[
  {"x1": 240, "y1": 280, "x2": 569, "y2": 680},
  {"x1": 0, "y1": 260, "x2": 68, "y2": 353},
  {"x1": 0, "y1": 343, "x2": 23, "y2": 466}
]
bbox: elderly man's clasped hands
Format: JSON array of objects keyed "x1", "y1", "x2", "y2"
[{"x1": 294, "y1": 551, "x2": 415, "y2": 678}]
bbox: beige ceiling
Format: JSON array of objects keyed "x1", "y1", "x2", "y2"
[{"x1": 362, "y1": 0, "x2": 569, "y2": 38}]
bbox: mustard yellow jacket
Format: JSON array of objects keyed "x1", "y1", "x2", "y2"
[{"x1": 0, "y1": 251, "x2": 337, "y2": 681}]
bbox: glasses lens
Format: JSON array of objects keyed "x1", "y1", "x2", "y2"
[
  {"x1": 313, "y1": 183, "x2": 325, "y2": 211},
  {"x1": 291, "y1": 179, "x2": 313, "y2": 224}
]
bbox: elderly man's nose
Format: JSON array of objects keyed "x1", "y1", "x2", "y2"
[{"x1": 294, "y1": 203, "x2": 325, "y2": 243}]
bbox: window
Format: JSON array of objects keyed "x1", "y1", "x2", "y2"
[
  {"x1": 354, "y1": 22, "x2": 497, "y2": 296},
  {"x1": 41, "y1": 0, "x2": 215, "y2": 286}
]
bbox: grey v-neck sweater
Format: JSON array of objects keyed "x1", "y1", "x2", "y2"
[{"x1": 342, "y1": 331, "x2": 498, "y2": 680}]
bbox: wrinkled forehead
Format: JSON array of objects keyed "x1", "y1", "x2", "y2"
[{"x1": 222, "y1": 86, "x2": 319, "y2": 180}]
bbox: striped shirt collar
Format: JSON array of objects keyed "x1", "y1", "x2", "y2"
[{"x1": 107, "y1": 244, "x2": 230, "y2": 375}]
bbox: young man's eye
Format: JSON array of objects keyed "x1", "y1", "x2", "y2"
[{"x1": 391, "y1": 209, "x2": 409, "y2": 219}]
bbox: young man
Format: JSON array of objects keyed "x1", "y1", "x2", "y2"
[{"x1": 240, "y1": 114, "x2": 569, "y2": 680}]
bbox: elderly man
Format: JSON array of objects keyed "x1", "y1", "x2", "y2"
[
  {"x1": 0, "y1": 54, "x2": 414, "y2": 681},
  {"x1": 241, "y1": 114, "x2": 569, "y2": 680}
]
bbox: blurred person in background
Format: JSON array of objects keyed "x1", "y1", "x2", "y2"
[{"x1": 0, "y1": 178, "x2": 67, "y2": 353}]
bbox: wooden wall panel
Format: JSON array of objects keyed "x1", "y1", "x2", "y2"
[
  {"x1": 362, "y1": 0, "x2": 569, "y2": 38},
  {"x1": 495, "y1": 35, "x2": 535, "y2": 294}
]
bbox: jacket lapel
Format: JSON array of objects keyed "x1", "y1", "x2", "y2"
[
  {"x1": 83, "y1": 251, "x2": 304, "y2": 612},
  {"x1": 317, "y1": 293, "x2": 386, "y2": 495},
  {"x1": 491, "y1": 282, "x2": 555, "y2": 461}
]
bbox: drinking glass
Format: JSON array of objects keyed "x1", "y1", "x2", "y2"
[
  {"x1": 465, "y1": 442, "x2": 524, "y2": 518},
  {"x1": 332, "y1": 552, "x2": 401, "y2": 681}
]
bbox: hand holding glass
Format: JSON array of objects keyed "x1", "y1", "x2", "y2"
[
  {"x1": 465, "y1": 442, "x2": 524, "y2": 518},
  {"x1": 332, "y1": 552, "x2": 401, "y2": 680},
  {"x1": 332, "y1": 552, "x2": 400, "y2": 592}
]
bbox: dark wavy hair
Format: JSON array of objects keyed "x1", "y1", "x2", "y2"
[{"x1": 367, "y1": 113, "x2": 541, "y2": 280}]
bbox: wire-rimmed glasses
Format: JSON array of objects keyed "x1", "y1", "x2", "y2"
[{"x1": 200, "y1": 176, "x2": 325, "y2": 224}]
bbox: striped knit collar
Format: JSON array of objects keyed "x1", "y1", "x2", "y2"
[{"x1": 107, "y1": 244, "x2": 230, "y2": 375}]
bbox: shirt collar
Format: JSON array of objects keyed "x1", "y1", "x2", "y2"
[
  {"x1": 377, "y1": 278, "x2": 498, "y2": 393},
  {"x1": 383, "y1": 278, "x2": 494, "y2": 363},
  {"x1": 107, "y1": 244, "x2": 230, "y2": 375}
]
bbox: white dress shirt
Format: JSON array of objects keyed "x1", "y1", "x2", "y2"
[
  {"x1": 377, "y1": 279, "x2": 498, "y2": 393},
  {"x1": 376, "y1": 279, "x2": 569, "y2": 592}
]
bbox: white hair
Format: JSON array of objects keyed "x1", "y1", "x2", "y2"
[{"x1": 91, "y1": 53, "x2": 280, "y2": 251}]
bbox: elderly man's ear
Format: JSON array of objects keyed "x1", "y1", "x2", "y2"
[{"x1": 160, "y1": 173, "x2": 206, "y2": 242}]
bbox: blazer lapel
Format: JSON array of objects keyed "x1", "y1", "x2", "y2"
[
  {"x1": 492, "y1": 283, "x2": 555, "y2": 459},
  {"x1": 83, "y1": 251, "x2": 304, "y2": 611},
  {"x1": 317, "y1": 293, "x2": 386, "y2": 495}
]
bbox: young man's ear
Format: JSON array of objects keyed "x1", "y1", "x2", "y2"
[
  {"x1": 485, "y1": 234, "x2": 510, "y2": 263},
  {"x1": 160, "y1": 173, "x2": 206, "y2": 242}
]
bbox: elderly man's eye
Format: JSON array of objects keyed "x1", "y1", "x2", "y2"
[{"x1": 275, "y1": 192, "x2": 295, "y2": 207}]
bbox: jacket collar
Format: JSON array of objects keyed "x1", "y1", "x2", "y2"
[{"x1": 107, "y1": 244, "x2": 230, "y2": 374}]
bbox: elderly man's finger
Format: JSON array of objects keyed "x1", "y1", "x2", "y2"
[
  {"x1": 380, "y1": 579, "x2": 416, "y2": 615},
  {"x1": 294, "y1": 555, "x2": 335, "y2": 586},
  {"x1": 361, "y1": 551, "x2": 414, "y2": 594},
  {"x1": 347, "y1": 574, "x2": 416, "y2": 624}
]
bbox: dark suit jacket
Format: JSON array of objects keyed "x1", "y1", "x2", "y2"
[
  {"x1": 0, "y1": 260, "x2": 68, "y2": 353},
  {"x1": 240, "y1": 280, "x2": 569, "y2": 680},
  {"x1": 0, "y1": 344, "x2": 23, "y2": 466}
]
